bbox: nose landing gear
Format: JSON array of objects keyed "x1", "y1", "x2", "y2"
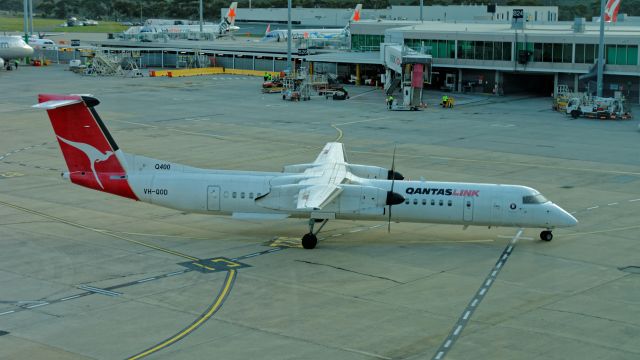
[{"x1": 540, "y1": 230, "x2": 553, "y2": 241}]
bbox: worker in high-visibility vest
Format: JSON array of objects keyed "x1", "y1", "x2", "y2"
[
  {"x1": 264, "y1": 72, "x2": 269, "y2": 81},
  {"x1": 386, "y1": 95, "x2": 393, "y2": 109},
  {"x1": 442, "y1": 95, "x2": 448, "y2": 107}
]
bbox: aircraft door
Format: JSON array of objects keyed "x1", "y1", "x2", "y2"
[
  {"x1": 491, "y1": 199, "x2": 503, "y2": 224},
  {"x1": 463, "y1": 197, "x2": 474, "y2": 221},
  {"x1": 207, "y1": 185, "x2": 220, "y2": 211}
]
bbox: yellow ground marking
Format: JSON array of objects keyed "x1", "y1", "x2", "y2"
[
  {"x1": 270, "y1": 237, "x2": 303, "y2": 248},
  {"x1": 0, "y1": 200, "x2": 199, "y2": 261},
  {"x1": 331, "y1": 124, "x2": 343, "y2": 142},
  {"x1": 211, "y1": 258, "x2": 241, "y2": 267},
  {"x1": 128, "y1": 269, "x2": 237, "y2": 360},
  {"x1": 192, "y1": 263, "x2": 216, "y2": 271},
  {"x1": 0, "y1": 172, "x2": 24, "y2": 178}
]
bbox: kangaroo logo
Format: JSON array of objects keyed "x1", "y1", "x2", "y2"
[{"x1": 57, "y1": 136, "x2": 114, "y2": 189}]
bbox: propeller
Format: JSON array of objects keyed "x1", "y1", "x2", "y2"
[{"x1": 386, "y1": 145, "x2": 404, "y2": 232}]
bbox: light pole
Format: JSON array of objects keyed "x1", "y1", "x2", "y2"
[
  {"x1": 199, "y1": 0, "x2": 203, "y2": 33},
  {"x1": 596, "y1": 0, "x2": 605, "y2": 97},
  {"x1": 287, "y1": 0, "x2": 292, "y2": 72}
]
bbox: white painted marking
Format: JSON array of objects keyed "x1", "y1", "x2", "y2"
[
  {"x1": 506, "y1": 245, "x2": 513, "y2": 253},
  {"x1": 491, "y1": 270, "x2": 497, "y2": 276},
  {"x1": 435, "y1": 352, "x2": 445, "y2": 360},
  {"x1": 0, "y1": 310, "x2": 15, "y2": 316},
  {"x1": 463, "y1": 311, "x2": 471, "y2": 320},
  {"x1": 343, "y1": 348, "x2": 392, "y2": 360},
  {"x1": 349, "y1": 229, "x2": 363, "y2": 233},
  {"x1": 608, "y1": 203, "x2": 618, "y2": 206},
  {"x1": 166, "y1": 271, "x2": 183, "y2": 277},
  {"x1": 496, "y1": 262, "x2": 502, "y2": 269},
  {"x1": 485, "y1": 279, "x2": 492, "y2": 286},
  {"x1": 587, "y1": 206, "x2": 599, "y2": 210},
  {"x1": 629, "y1": 199, "x2": 640, "y2": 202},
  {"x1": 244, "y1": 253, "x2": 260, "y2": 258},
  {"x1": 60, "y1": 295, "x2": 81, "y2": 301},
  {"x1": 332, "y1": 234, "x2": 341, "y2": 237},
  {"x1": 137, "y1": 278, "x2": 155, "y2": 283},
  {"x1": 26, "y1": 302, "x2": 49, "y2": 309},
  {"x1": 267, "y1": 248, "x2": 280, "y2": 252},
  {"x1": 453, "y1": 325, "x2": 463, "y2": 336},
  {"x1": 502, "y1": 254, "x2": 508, "y2": 260},
  {"x1": 444, "y1": 340, "x2": 452, "y2": 348},
  {"x1": 479, "y1": 288, "x2": 487, "y2": 296},
  {"x1": 471, "y1": 299, "x2": 478, "y2": 307}
]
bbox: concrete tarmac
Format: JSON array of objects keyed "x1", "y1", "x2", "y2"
[{"x1": 0, "y1": 65, "x2": 639, "y2": 360}]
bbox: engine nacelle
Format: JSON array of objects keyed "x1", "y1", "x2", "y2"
[
  {"x1": 0, "y1": 58, "x2": 5, "y2": 69},
  {"x1": 282, "y1": 163, "x2": 315, "y2": 173},
  {"x1": 348, "y1": 164, "x2": 404, "y2": 180}
]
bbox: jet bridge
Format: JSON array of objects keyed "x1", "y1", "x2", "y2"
[{"x1": 380, "y1": 43, "x2": 432, "y2": 111}]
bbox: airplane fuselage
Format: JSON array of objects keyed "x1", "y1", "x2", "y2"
[
  {"x1": 0, "y1": 36, "x2": 34, "y2": 62},
  {"x1": 116, "y1": 154, "x2": 576, "y2": 230}
]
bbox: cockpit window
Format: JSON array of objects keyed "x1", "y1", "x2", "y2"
[{"x1": 523, "y1": 194, "x2": 548, "y2": 204}]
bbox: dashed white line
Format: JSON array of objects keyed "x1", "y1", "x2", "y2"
[
  {"x1": 491, "y1": 270, "x2": 497, "y2": 276},
  {"x1": 60, "y1": 295, "x2": 81, "y2": 301},
  {"x1": 496, "y1": 262, "x2": 503, "y2": 269},
  {"x1": 243, "y1": 253, "x2": 260, "y2": 258},
  {"x1": 444, "y1": 340, "x2": 452, "y2": 348},
  {"x1": 608, "y1": 203, "x2": 618, "y2": 206},
  {"x1": 506, "y1": 245, "x2": 513, "y2": 253},
  {"x1": 587, "y1": 206, "x2": 599, "y2": 210},
  {"x1": 471, "y1": 299, "x2": 478, "y2": 307},
  {"x1": 26, "y1": 302, "x2": 49, "y2": 309},
  {"x1": 349, "y1": 229, "x2": 363, "y2": 233},
  {"x1": 479, "y1": 288, "x2": 487, "y2": 296},
  {"x1": 501, "y1": 254, "x2": 508, "y2": 260},
  {"x1": 629, "y1": 199, "x2": 640, "y2": 202},
  {"x1": 435, "y1": 352, "x2": 445, "y2": 360},
  {"x1": 0, "y1": 310, "x2": 15, "y2": 316},
  {"x1": 137, "y1": 277, "x2": 155, "y2": 283},
  {"x1": 453, "y1": 325, "x2": 463, "y2": 336},
  {"x1": 166, "y1": 271, "x2": 183, "y2": 277},
  {"x1": 332, "y1": 234, "x2": 342, "y2": 237},
  {"x1": 485, "y1": 279, "x2": 492, "y2": 286},
  {"x1": 462, "y1": 311, "x2": 471, "y2": 320}
]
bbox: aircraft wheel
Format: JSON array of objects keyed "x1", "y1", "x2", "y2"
[
  {"x1": 301, "y1": 233, "x2": 318, "y2": 249},
  {"x1": 540, "y1": 231, "x2": 553, "y2": 242}
]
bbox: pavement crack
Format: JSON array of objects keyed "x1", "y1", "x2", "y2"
[
  {"x1": 540, "y1": 307, "x2": 640, "y2": 328},
  {"x1": 295, "y1": 260, "x2": 405, "y2": 284}
]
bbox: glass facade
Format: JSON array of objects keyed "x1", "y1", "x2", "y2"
[
  {"x1": 351, "y1": 34, "x2": 384, "y2": 51},
  {"x1": 405, "y1": 39, "x2": 455, "y2": 58},
  {"x1": 605, "y1": 44, "x2": 638, "y2": 65},
  {"x1": 354, "y1": 35, "x2": 638, "y2": 67}
]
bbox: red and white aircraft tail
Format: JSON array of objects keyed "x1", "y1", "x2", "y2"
[
  {"x1": 604, "y1": 0, "x2": 621, "y2": 22},
  {"x1": 351, "y1": 4, "x2": 362, "y2": 22},
  {"x1": 35, "y1": 94, "x2": 138, "y2": 200}
]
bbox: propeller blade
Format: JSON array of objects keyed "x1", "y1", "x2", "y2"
[{"x1": 388, "y1": 145, "x2": 397, "y2": 233}]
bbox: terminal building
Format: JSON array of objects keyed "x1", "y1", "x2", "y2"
[
  {"x1": 227, "y1": 5, "x2": 559, "y2": 27},
  {"x1": 310, "y1": 19, "x2": 640, "y2": 101}
]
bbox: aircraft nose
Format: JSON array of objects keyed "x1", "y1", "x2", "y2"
[{"x1": 555, "y1": 205, "x2": 578, "y2": 227}]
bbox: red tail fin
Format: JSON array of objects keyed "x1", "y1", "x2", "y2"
[
  {"x1": 35, "y1": 94, "x2": 138, "y2": 200},
  {"x1": 604, "y1": 0, "x2": 621, "y2": 22}
]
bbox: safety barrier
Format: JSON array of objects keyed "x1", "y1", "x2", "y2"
[{"x1": 149, "y1": 67, "x2": 279, "y2": 78}]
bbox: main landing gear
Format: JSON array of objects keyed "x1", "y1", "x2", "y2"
[
  {"x1": 540, "y1": 230, "x2": 553, "y2": 242},
  {"x1": 301, "y1": 218, "x2": 328, "y2": 249}
]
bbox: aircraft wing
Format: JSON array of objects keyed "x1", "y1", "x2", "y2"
[
  {"x1": 313, "y1": 142, "x2": 347, "y2": 164},
  {"x1": 297, "y1": 143, "x2": 349, "y2": 210}
]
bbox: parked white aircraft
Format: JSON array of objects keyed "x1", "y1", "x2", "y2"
[
  {"x1": 0, "y1": 36, "x2": 34, "y2": 70},
  {"x1": 125, "y1": 2, "x2": 239, "y2": 37},
  {"x1": 34, "y1": 94, "x2": 578, "y2": 249},
  {"x1": 261, "y1": 4, "x2": 362, "y2": 42}
]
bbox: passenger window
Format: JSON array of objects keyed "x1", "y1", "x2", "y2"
[
  {"x1": 413, "y1": 199, "x2": 418, "y2": 205},
  {"x1": 241, "y1": 192, "x2": 245, "y2": 199},
  {"x1": 466, "y1": 201, "x2": 471, "y2": 208},
  {"x1": 439, "y1": 200, "x2": 443, "y2": 206},
  {"x1": 405, "y1": 199, "x2": 410, "y2": 204},
  {"x1": 249, "y1": 192, "x2": 254, "y2": 199},
  {"x1": 431, "y1": 199, "x2": 435, "y2": 206},
  {"x1": 232, "y1": 192, "x2": 237, "y2": 198},
  {"x1": 448, "y1": 200, "x2": 452, "y2": 206},
  {"x1": 422, "y1": 199, "x2": 426, "y2": 205}
]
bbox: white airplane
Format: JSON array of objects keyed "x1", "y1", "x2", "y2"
[
  {"x1": 126, "y1": 2, "x2": 239, "y2": 37},
  {"x1": 0, "y1": 36, "x2": 34, "y2": 70},
  {"x1": 262, "y1": 4, "x2": 362, "y2": 42},
  {"x1": 34, "y1": 94, "x2": 578, "y2": 249}
]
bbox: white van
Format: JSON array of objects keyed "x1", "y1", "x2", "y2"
[{"x1": 28, "y1": 38, "x2": 57, "y2": 49}]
